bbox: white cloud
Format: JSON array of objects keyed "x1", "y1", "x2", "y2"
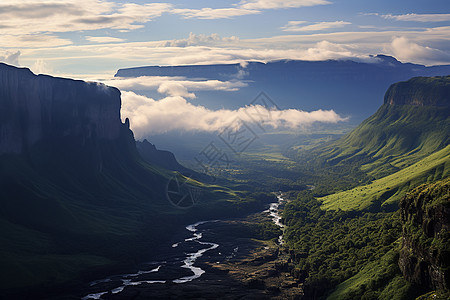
[
  {"x1": 171, "y1": 0, "x2": 331, "y2": 19},
  {"x1": 238, "y1": 0, "x2": 331, "y2": 10},
  {"x1": 0, "y1": 34, "x2": 72, "y2": 48},
  {"x1": 163, "y1": 33, "x2": 240, "y2": 47},
  {"x1": 85, "y1": 36, "x2": 125, "y2": 43},
  {"x1": 103, "y1": 76, "x2": 248, "y2": 99},
  {"x1": 157, "y1": 82, "x2": 196, "y2": 99},
  {"x1": 0, "y1": 1, "x2": 172, "y2": 35},
  {"x1": 281, "y1": 21, "x2": 351, "y2": 32},
  {"x1": 382, "y1": 13, "x2": 450, "y2": 22},
  {"x1": 389, "y1": 36, "x2": 450, "y2": 65},
  {"x1": 172, "y1": 8, "x2": 260, "y2": 19},
  {"x1": 0, "y1": 50, "x2": 20, "y2": 66},
  {"x1": 120, "y1": 91, "x2": 346, "y2": 137},
  {"x1": 31, "y1": 58, "x2": 53, "y2": 74}
]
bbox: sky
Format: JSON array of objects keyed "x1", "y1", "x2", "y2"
[
  {"x1": 0, "y1": 0, "x2": 449, "y2": 136},
  {"x1": 1, "y1": 0, "x2": 449, "y2": 77}
]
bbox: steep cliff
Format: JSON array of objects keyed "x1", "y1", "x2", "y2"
[
  {"x1": 0, "y1": 64, "x2": 171, "y2": 295},
  {"x1": 399, "y1": 178, "x2": 450, "y2": 293},
  {"x1": 0, "y1": 63, "x2": 122, "y2": 154},
  {"x1": 301, "y1": 76, "x2": 450, "y2": 178},
  {"x1": 384, "y1": 76, "x2": 450, "y2": 107}
]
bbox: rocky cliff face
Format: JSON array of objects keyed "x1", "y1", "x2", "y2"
[
  {"x1": 0, "y1": 63, "x2": 123, "y2": 154},
  {"x1": 384, "y1": 76, "x2": 450, "y2": 106},
  {"x1": 398, "y1": 178, "x2": 450, "y2": 292}
]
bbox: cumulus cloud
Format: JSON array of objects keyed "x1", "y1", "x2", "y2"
[
  {"x1": 120, "y1": 91, "x2": 346, "y2": 137},
  {"x1": 281, "y1": 21, "x2": 351, "y2": 32},
  {"x1": 157, "y1": 82, "x2": 196, "y2": 98},
  {"x1": 238, "y1": 0, "x2": 331, "y2": 10},
  {"x1": 389, "y1": 36, "x2": 450, "y2": 65},
  {"x1": 31, "y1": 59, "x2": 53, "y2": 75},
  {"x1": 0, "y1": 50, "x2": 20, "y2": 66},
  {"x1": 382, "y1": 13, "x2": 450, "y2": 22}
]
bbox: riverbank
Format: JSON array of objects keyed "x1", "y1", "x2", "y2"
[{"x1": 81, "y1": 196, "x2": 303, "y2": 299}]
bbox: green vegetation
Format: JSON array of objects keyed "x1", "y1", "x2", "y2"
[
  {"x1": 319, "y1": 145, "x2": 450, "y2": 211},
  {"x1": 327, "y1": 249, "x2": 414, "y2": 300},
  {"x1": 282, "y1": 192, "x2": 407, "y2": 298},
  {"x1": 398, "y1": 178, "x2": 450, "y2": 292},
  {"x1": 2, "y1": 68, "x2": 449, "y2": 300},
  {"x1": 327, "y1": 177, "x2": 450, "y2": 300},
  {"x1": 280, "y1": 76, "x2": 450, "y2": 299},
  {"x1": 308, "y1": 104, "x2": 449, "y2": 179},
  {"x1": 384, "y1": 76, "x2": 450, "y2": 107}
]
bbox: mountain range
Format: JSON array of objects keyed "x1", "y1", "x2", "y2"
[{"x1": 115, "y1": 55, "x2": 450, "y2": 123}]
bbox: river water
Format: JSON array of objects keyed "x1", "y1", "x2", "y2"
[
  {"x1": 265, "y1": 194, "x2": 285, "y2": 244},
  {"x1": 82, "y1": 194, "x2": 285, "y2": 299}
]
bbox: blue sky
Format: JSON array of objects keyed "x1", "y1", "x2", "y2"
[{"x1": 0, "y1": 0, "x2": 449, "y2": 77}]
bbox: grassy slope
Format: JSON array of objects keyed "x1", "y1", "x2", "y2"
[
  {"x1": 318, "y1": 145, "x2": 450, "y2": 211},
  {"x1": 316, "y1": 104, "x2": 449, "y2": 179}
]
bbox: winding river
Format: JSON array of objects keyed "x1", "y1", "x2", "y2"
[
  {"x1": 82, "y1": 194, "x2": 285, "y2": 299},
  {"x1": 266, "y1": 194, "x2": 285, "y2": 244}
]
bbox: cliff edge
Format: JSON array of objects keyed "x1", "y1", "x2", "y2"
[
  {"x1": 0, "y1": 63, "x2": 123, "y2": 154},
  {"x1": 384, "y1": 76, "x2": 450, "y2": 107}
]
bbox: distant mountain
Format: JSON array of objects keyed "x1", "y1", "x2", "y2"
[
  {"x1": 115, "y1": 56, "x2": 450, "y2": 122},
  {"x1": 312, "y1": 76, "x2": 449, "y2": 211},
  {"x1": 0, "y1": 63, "x2": 240, "y2": 296}
]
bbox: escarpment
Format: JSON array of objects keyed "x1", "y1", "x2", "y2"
[
  {"x1": 384, "y1": 76, "x2": 450, "y2": 107},
  {"x1": 0, "y1": 63, "x2": 123, "y2": 154}
]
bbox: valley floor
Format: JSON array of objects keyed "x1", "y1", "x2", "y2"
[{"x1": 80, "y1": 211, "x2": 302, "y2": 300}]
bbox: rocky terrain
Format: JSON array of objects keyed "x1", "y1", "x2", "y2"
[
  {"x1": 399, "y1": 178, "x2": 450, "y2": 293},
  {"x1": 82, "y1": 211, "x2": 302, "y2": 300}
]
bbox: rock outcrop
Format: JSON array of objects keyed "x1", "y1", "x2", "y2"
[
  {"x1": 384, "y1": 76, "x2": 450, "y2": 107},
  {"x1": 0, "y1": 63, "x2": 123, "y2": 154},
  {"x1": 136, "y1": 139, "x2": 190, "y2": 173},
  {"x1": 399, "y1": 177, "x2": 450, "y2": 292}
]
